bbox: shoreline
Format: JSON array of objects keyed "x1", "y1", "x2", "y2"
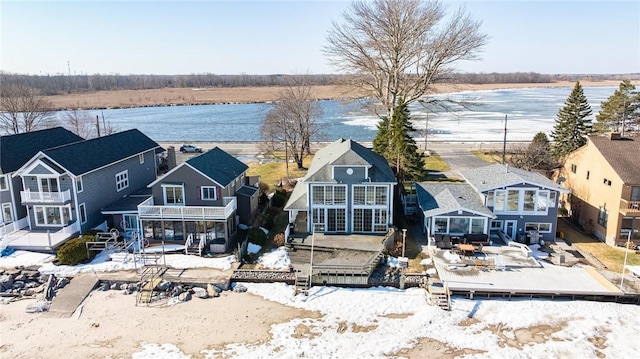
[{"x1": 45, "y1": 80, "x2": 632, "y2": 111}]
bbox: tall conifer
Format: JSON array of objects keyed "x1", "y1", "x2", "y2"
[{"x1": 550, "y1": 82, "x2": 593, "y2": 159}]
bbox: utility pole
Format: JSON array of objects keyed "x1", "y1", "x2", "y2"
[{"x1": 502, "y1": 114, "x2": 508, "y2": 164}]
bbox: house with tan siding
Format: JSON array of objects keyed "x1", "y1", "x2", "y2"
[{"x1": 557, "y1": 133, "x2": 640, "y2": 246}]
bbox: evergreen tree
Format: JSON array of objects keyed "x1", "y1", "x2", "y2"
[
  {"x1": 373, "y1": 101, "x2": 424, "y2": 183},
  {"x1": 550, "y1": 82, "x2": 593, "y2": 159},
  {"x1": 594, "y1": 80, "x2": 640, "y2": 136}
]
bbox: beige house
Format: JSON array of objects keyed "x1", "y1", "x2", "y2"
[{"x1": 557, "y1": 133, "x2": 640, "y2": 246}]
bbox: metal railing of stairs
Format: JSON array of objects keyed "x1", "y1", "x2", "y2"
[{"x1": 136, "y1": 264, "x2": 168, "y2": 306}]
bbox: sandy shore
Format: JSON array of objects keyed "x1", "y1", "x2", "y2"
[
  {"x1": 45, "y1": 80, "x2": 631, "y2": 110},
  {"x1": 0, "y1": 289, "x2": 320, "y2": 359}
]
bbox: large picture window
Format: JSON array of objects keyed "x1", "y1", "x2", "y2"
[
  {"x1": 311, "y1": 185, "x2": 346, "y2": 205},
  {"x1": 34, "y1": 205, "x2": 71, "y2": 226},
  {"x1": 525, "y1": 222, "x2": 552, "y2": 233},
  {"x1": 163, "y1": 184, "x2": 185, "y2": 205},
  {"x1": 490, "y1": 188, "x2": 552, "y2": 214},
  {"x1": 353, "y1": 186, "x2": 388, "y2": 206}
]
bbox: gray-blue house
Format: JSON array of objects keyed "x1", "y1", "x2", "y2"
[
  {"x1": 138, "y1": 147, "x2": 258, "y2": 254},
  {"x1": 10, "y1": 129, "x2": 162, "y2": 251},
  {"x1": 0, "y1": 127, "x2": 83, "y2": 245},
  {"x1": 415, "y1": 164, "x2": 568, "y2": 243},
  {"x1": 284, "y1": 138, "x2": 397, "y2": 234}
]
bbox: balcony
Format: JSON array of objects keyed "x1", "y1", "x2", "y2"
[
  {"x1": 620, "y1": 199, "x2": 640, "y2": 215},
  {"x1": 0, "y1": 220, "x2": 80, "y2": 251},
  {"x1": 20, "y1": 189, "x2": 71, "y2": 204},
  {"x1": 138, "y1": 197, "x2": 237, "y2": 220}
]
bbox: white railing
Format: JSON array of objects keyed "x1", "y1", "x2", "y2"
[
  {"x1": 138, "y1": 197, "x2": 237, "y2": 220},
  {"x1": 20, "y1": 189, "x2": 71, "y2": 203},
  {"x1": 0, "y1": 217, "x2": 29, "y2": 238},
  {"x1": 0, "y1": 220, "x2": 80, "y2": 250}
]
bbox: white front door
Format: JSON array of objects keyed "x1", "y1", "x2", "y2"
[{"x1": 504, "y1": 220, "x2": 517, "y2": 240}]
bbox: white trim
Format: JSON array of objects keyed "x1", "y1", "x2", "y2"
[
  {"x1": 139, "y1": 153, "x2": 145, "y2": 164},
  {"x1": 163, "y1": 184, "x2": 185, "y2": 205},
  {"x1": 76, "y1": 175, "x2": 84, "y2": 193},
  {"x1": 79, "y1": 203, "x2": 87, "y2": 224},
  {"x1": 148, "y1": 162, "x2": 229, "y2": 189},
  {"x1": 115, "y1": 170, "x2": 129, "y2": 192},
  {"x1": 525, "y1": 222, "x2": 552, "y2": 233},
  {"x1": 1, "y1": 202, "x2": 13, "y2": 222},
  {"x1": 33, "y1": 204, "x2": 72, "y2": 227},
  {"x1": 0, "y1": 174, "x2": 8, "y2": 191},
  {"x1": 201, "y1": 186, "x2": 218, "y2": 201}
]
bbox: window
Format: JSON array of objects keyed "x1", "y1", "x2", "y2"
[
  {"x1": 523, "y1": 190, "x2": 536, "y2": 212},
  {"x1": 548, "y1": 191, "x2": 557, "y2": 208},
  {"x1": 490, "y1": 220, "x2": 503, "y2": 230},
  {"x1": 450, "y1": 217, "x2": 470, "y2": 234},
  {"x1": 597, "y1": 207, "x2": 608, "y2": 228},
  {"x1": 486, "y1": 191, "x2": 494, "y2": 206},
  {"x1": 312, "y1": 185, "x2": 346, "y2": 205},
  {"x1": 40, "y1": 177, "x2": 58, "y2": 192},
  {"x1": 434, "y1": 218, "x2": 448, "y2": 233},
  {"x1": 525, "y1": 222, "x2": 552, "y2": 233},
  {"x1": 122, "y1": 214, "x2": 139, "y2": 230},
  {"x1": 76, "y1": 176, "x2": 83, "y2": 193},
  {"x1": 115, "y1": 170, "x2": 129, "y2": 192},
  {"x1": 494, "y1": 190, "x2": 506, "y2": 211},
  {"x1": 201, "y1": 186, "x2": 217, "y2": 201},
  {"x1": 327, "y1": 208, "x2": 346, "y2": 232},
  {"x1": 34, "y1": 206, "x2": 71, "y2": 226},
  {"x1": 353, "y1": 185, "x2": 388, "y2": 206},
  {"x1": 0, "y1": 175, "x2": 7, "y2": 191},
  {"x1": 1, "y1": 203, "x2": 12, "y2": 222},
  {"x1": 163, "y1": 184, "x2": 184, "y2": 205},
  {"x1": 139, "y1": 154, "x2": 145, "y2": 164},
  {"x1": 507, "y1": 190, "x2": 519, "y2": 211},
  {"x1": 471, "y1": 218, "x2": 485, "y2": 233},
  {"x1": 79, "y1": 203, "x2": 87, "y2": 224},
  {"x1": 570, "y1": 164, "x2": 577, "y2": 174},
  {"x1": 586, "y1": 171, "x2": 590, "y2": 180},
  {"x1": 631, "y1": 187, "x2": 640, "y2": 201},
  {"x1": 603, "y1": 178, "x2": 611, "y2": 186}
]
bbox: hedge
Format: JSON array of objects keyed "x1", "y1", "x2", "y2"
[
  {"x1": 56, "y1": 234, "x2": 97, "y2": 265},
  {"x1": 247, "y1": 228, "x2": 267, "y2": 247}
]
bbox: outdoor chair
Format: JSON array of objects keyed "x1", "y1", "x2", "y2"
[
  {"x1": 487, "y1": 257, "x2": 496, "y2": 270},
  {"x1": 474, "y1": 259, "x2": 484, "y2": 269}
]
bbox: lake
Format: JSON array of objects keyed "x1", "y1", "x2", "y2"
[{"x1": 61, "y1": 86, "x2": 617, "y2": 143}]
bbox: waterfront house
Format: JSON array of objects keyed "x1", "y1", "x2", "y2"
[
  {"x1": 1, "y1": 127, "x2": 83, "y2": 244},
  {"x1": 284, "y1": 138, "x2": 397, "y2": 234},
  {"x1": 414, "y1": 182, "x2": 495, "y2": 244},
  {"x1": 137, "y1": 147, "x2": 257, "y2": 254},
  {"x1": 8, "y1": 129, "x2": 162, "y2": 251},
  {"x1": 556, "y1": 133, "x2": 640, "y2": 246},
  {"x1": 460, "y1": 164, "x2": 568, "y2": 243}
]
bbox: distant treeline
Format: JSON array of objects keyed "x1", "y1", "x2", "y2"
[{"x1": 1, "y1": 71, "x2": 637, "y2": 96}]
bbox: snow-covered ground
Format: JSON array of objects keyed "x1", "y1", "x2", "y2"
[{"x1": 3, "y1": 248, "x2": 639, "y2": 358}]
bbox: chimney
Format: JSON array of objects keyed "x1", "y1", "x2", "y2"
[
  {"x1": 609, "y1": 132, "x2": 622, "y2": 140},
  {"x1": 167, "y1": 146, "x2": 177, "y2": 170}
]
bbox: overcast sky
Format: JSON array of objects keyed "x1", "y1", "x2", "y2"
[{"x1": 1, "y1": 0, "x2": 638, "y2": 75}]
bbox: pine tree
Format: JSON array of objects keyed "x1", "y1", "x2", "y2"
[
  {"x1": 550, "y1": 82, "x2": 593, "y2": 159},
  {"x1": 373, "y1": 101, "x2": 424, "y2": 183},
  {"x1": 594, "y1": 80, "x2": 640, "y2": 136}
]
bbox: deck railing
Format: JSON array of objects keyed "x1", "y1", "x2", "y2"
[
  {"x1": 20, "y1": 189, "x2": 71, "y2": 203},
  {"x1": 620, "y1": 199, "x2": 640, "y2": 214},
  {"x1": 138, "y1": 197, "x2": 237, "y2": 220}
]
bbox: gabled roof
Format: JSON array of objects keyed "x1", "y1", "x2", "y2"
[
  {"x1": 304, "y1": 138, "x2": 396, "y2": 183},
  {"x1": 0, "y1": 127, "x2": 83, "y2": 174},
  {"x1": 283, "y1": 181, "x2": 307, "y2": 210},
  {"x1": 149, "y1": 147, "x2": 248, "y2": 188},
  {"x1": 588, "y1": 135, "x2": 640, "y2": 184},
  {"x1": 415, "y1": 182, "x2": 495, "y2": 218},
  {"x1": 39, "y1": 129, "x2": 161, "y2": 176},
  {"x1": 186, "y1": 147, "x2": 248, "y2": 187},
  {"x1": 461, "y1": 164, "x2": 568, "y2": 193}
]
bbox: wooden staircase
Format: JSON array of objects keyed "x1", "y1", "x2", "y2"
[
  {"x1": 427, "y1": 282, "x2": 451, "y2": 311},
  {"x1": 136, "y1": 265, "x2": 167, "y2": 305},
  {"x1": 294, "y1": 271, "x2": 310, "y2": 296}
]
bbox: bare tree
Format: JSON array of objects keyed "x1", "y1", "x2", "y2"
[
  {"x1": 0, "y1": 84, "x2": 57, "y2": 134},
  {"x1": 63, "y1": 110, "x2": 118, "y2": 139},
  {"x1": 261, "y1": 80, "x2": 323, "y2": 170},
  {"x1": 324, "y1": 0, "x2": 487, "y2": 124}
]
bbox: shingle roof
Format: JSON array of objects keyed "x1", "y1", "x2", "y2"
[
  {"x1": 42, "y1": 129, "x2": 161, "y2": 176},
  {"x1": 415, "y1": 182, "x2": 495, "y2": 218},
  {"x1": 0, "y1": 127, "x2": 83, "y2": 174},
  {"x1": 461, "y1": 164, "x2": 566, "y2": 193},
  {"x1": 304, "y1": 138, "x2": 396, "y2": 183},
  {"x1": 236, "y1": 185, "x2": 258, "y2": 197},
  {"x1": 186, "y1": 147, "x2": 248, "y2": 187},
  {"x1": 283, "y1": 181, "x2": 308, "y2": 210},
  {"x1": 588, "y1": 135, "x2": 640, "y2": 184}
]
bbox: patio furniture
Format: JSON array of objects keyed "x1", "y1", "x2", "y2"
[
  {"x1": 474, "y1": 259, "x2": 484, "y2": 269},
  {"x1": 458, "y1": 244, "x2": 474, "y2": 258},
  {"x1": 487, "y1": 257, "x2": 496, "y2": 269},
  {"x1": 463, "y1": 233, "x2": 490, "y2": 246}
]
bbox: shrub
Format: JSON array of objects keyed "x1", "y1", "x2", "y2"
[
  {"x1": 273, "y1": 233, "x2": 286, "y2": 247},
  {"x1": 56, "y1": 235, "x2": 97, "y2": 265},
  {"x1": 262, "y1": 215, "x2": 274, "y2": 231},
  {"x1": 84, "y1": 229, "x2": 100, "y2": 236},
  {"x1": 271, "y1": 190, "x2": 287, "y2": 208},
  {"x1": 272, "y1": 212, "x2": 289, "y2": 233},
  {"x1": 247, "y1": 228, "x2": 267, "y2": 246}
]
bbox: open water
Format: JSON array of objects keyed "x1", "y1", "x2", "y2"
[{"x1": 59, "y1": 86, "x2": 617, "y2": 143}]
